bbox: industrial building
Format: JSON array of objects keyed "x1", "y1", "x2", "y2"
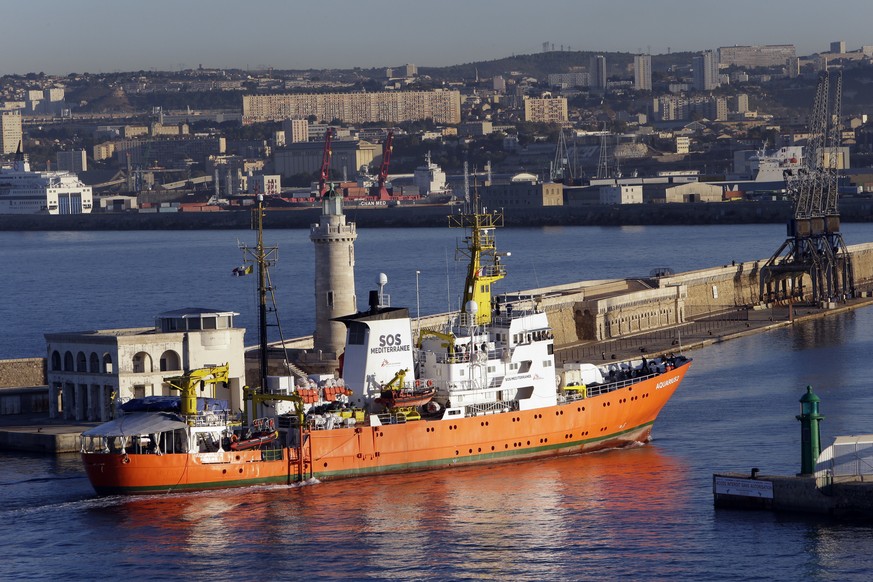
[
  {"x1": 481, "y1": 175, "x2": 563, "y2": 208},
  {"x1": 273, "y1": 139, "x2": 381, "y2": 181}
]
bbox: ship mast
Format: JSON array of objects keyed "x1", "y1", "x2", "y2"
[
  {"x1": 448, "y1": 185, "x2": 506, "y2": 326},
  {"x1": 239, "y1": 194, "x2": 281, "y2": 388}
]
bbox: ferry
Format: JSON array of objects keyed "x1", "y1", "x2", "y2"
[
  {"x1": 0, "y1": 146, "x2": 93, "y2": 214},
  {"x1": 80, "y1": 192, "x2": 691, "y2": 495}
]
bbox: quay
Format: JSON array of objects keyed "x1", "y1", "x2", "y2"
[{"x1": 713, "y1": 386, "x2": 873, "y2": 520}]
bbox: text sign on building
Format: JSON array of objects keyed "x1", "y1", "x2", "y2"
[{"x1": 713, "y1": 476, "x2": 774, "y2": 498}]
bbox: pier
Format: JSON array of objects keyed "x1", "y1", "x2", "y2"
[{"x1": 714, "y1": 386, "x2": 873, "y2": 520}]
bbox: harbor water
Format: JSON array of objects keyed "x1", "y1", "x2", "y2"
[{"x1": 4, "y1": 224, "x2": 873, "y2": 579}]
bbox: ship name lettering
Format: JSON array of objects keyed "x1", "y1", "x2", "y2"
[
  {"x1": 655, "y1": 375, "x2": 679, "y2": 390},
  {"x1": 370, "y1": 345, "x2": 410, "y2": 354}
]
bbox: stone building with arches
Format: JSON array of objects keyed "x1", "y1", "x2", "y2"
[{"x1": 45, "y1": 308, "x2": 246, "y2": 422}]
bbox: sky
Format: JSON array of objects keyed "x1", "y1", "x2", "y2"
[{"x1": 3, "y1": 0, "x2": 872, "y2": 75}]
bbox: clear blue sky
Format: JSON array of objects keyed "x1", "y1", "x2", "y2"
[{"x1": 3, "y1": 0, "x2": 871, "y2": 74}]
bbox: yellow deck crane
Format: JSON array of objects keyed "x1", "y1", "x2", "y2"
[{"x1": 164, "y1": 364, "x2": 230, "y2": 420}]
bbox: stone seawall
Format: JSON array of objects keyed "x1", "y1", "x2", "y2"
[{"x1": 0, "y1": 358, "x2": 45, "y2": 388}]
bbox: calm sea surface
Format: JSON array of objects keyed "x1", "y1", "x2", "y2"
[{"x1": 5, "y1": 224, "x2": 873, "y2": 580}]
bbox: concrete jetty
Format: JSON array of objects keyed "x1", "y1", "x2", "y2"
[
  {"x1": 714, "y1": 387, "x2": 873, "y2": 520},
  {"x1": 713, "y1": 472, "x2": 873, "y2": 519},
  {"x1": 0, "y1": 412, "x2": 96, "y2": 453}
]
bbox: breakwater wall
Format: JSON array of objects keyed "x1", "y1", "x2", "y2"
[
  {"x1": 531, "y1": 241, "x2": 873, "y2": 347},
  {"x1": 0, "y1": 200, "x2": 816, "y2": 230}
]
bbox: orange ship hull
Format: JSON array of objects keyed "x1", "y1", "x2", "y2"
[{"x1": 82, "y1": 362, "x2": 689, "y2": 495}]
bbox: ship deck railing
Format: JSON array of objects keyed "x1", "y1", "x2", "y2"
[
  {"x1": 563, "y1": 371, "x2": 661, "y2": 402},
  {"x1": 190, "y1": 411, "x2": 234, "y2": 427}
]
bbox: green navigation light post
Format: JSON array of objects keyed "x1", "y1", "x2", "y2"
[{"x1": 796, "y1": 385, "x2": 824, "y2": 476}]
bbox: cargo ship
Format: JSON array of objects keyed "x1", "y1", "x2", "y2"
[{"x1": 80, "y1": 192, "x2": 691, "y2": 495}]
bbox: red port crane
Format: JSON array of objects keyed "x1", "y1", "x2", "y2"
[
  {"x1": 318, "y1": 127, "x2": 335, "y2": 196},
  {"x1": 374, "y1": 131, "x2": 394, "y2": 200}
]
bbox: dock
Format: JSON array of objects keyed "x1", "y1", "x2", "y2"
[
  {"x1": 0, "y1": 412, "x2": 96, "y2": 453},
  {"x1": 713, "y1": 387, "x2": 873, "y2": 520},
  {"x1": 713, "y1": 472, "x2": 873, "y2": 519}
]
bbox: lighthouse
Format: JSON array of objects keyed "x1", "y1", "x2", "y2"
[{"x1": 309, "y1": 185, "x2": 357, "y2": 368}]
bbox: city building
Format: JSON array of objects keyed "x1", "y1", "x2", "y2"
[
  {"x1": 283, "y1": 118, "x2": 309, "y2": 143},
  {"x1": 830, "y1": 41, "x2": 846, "y2": 54},
  {"x1": 600, "y1": 185, "x2": 642, "y2": 204},
  {"x1": 242, "y1": 90, "x2": 461, "y2": 125},
  {"x1": 273, "y1": 139, "x2": 381, "y2": 182},
  {"x1": 55, "y1": 149, "x2": 87, "y2": 173},
  {"x1": 480, "y1": 175, "x2": 563, "y2": 208},
  {"x1": 24, "y1": 87, "x2": 66, "y2": 115},
  {"x1": 692, "y1": 51, "x2": 719, "y2": 91},
  {"x1": 634, "y1": 54, "x2": 652, "y2": 91},
  {"x1": 45, "y1": 308, "x2": 246, "y2": 421},
  {"x1": 0, "y1": 109, "x2": 22, "y2": 155},
  {"x1": 113, "y1": 135, "x2": 226, "y2": 169},
  {"x1": 547, "y1": 72, "x2": 589, "y2": 88},
  {"x1": 523, "y1": 96, "x2": 568, "y2": 123},
  {"x1": 245, "y1": 174, "x2": 281, "y2": 196},
  {"x1": 493, "y1": 75, "x2": 506, "y2": 93},
  {"x1": 675, "y1": 136, "x2": 691, "y2": 154},
  {"x1": 590, "y1": 55, "x2": 607, "y2": 91},
  {"x1": 717, "y1": 45, "x2": 796, "y2": 68}
]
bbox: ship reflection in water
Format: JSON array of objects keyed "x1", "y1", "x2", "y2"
[{"x1": 99, "y1": 448, "x2": 685, "y2": 579}]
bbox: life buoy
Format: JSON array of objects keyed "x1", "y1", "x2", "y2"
[
  {"x1": 426, "y1": 379, "x2": 433, "y2": 387},
  {"x1": 415, "y1": 380, "x2": 421, "y2": 388},
  {"x1": 122, "y1": 455, "x2": 130, "y2": 464}
]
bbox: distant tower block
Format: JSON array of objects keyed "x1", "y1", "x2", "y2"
[{"x1": 310, "y1": 186, "x2": 357, "y2": 360}]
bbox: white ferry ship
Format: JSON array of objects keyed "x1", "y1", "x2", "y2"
[{"x1": 0, "y1": 149, "x2": 93, "y2": 214}]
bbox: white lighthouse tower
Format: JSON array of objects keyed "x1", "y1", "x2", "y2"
[{"x1": 309, "y1": 186, "x2": 357, "y2": 368}]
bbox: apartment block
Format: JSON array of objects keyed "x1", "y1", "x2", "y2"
[
  {"x1": 242, "y1": 90, "x2": 461, "y2": 125},
  {"x1": 0, "y1": 109, "x2": 22, "y2": 154},
  {"x1": 523, "y1": 96, "x2": 568, "y2": 123},
  {"x1": 634, "y1": 54, "x2": 652, "y2": 91},
  {"x1": 717, "y1": 45, "x2": 796, "y2": 68},
  {"x1": 282, "y1": 118, "x2": 310, "y2": 143}
]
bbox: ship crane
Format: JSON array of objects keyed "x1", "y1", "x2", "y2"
[
  {"x1": 164, "y1": 364, "x2": 229, "y2": 421},
  {"x1": 318, "y1": 127, "x2": 335, "y2": 197},
  {"x1": 373, "y1": 131, "x2": 394, "y2": 200}
]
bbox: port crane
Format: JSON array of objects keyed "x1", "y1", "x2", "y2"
[
  {"x1": 317, "y1": 127, "x2": 335, "y2": 196},
  {"x1": 759, "y1": 71, "x2": 854, "y2": 304},
  {"x1": 372, "y1": 131, "x2": 394, "y2": 200}
]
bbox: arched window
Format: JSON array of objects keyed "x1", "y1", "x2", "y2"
[
  {"x1": 51, "y1": 351, "x2": 61, "y2": 371},
  {"x1": 159, "y1": 350, "x2": 181, "y2": 372},
  {"x1": 63, "y1": 351, "x2": 74, "y2": 372},
  {"x1": 89, "y1": 353, "x2": 100, "y2": 373},
  {"x1": 102, "y1": 353, "x2": 113, "y2": 374},
  {"x1": 132, "y1": 352, "x2": 152, "y2": 374},
  {"x1": 76, "y1": 352, "x2": 87, "y2": 372}
]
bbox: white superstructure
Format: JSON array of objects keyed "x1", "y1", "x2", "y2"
[
  {"x1": 413, "y1": 152, "x2": 451, "y2": 197},
  {"x1": 0, "y1": 152, "x2": 93, "y2": 214}
]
